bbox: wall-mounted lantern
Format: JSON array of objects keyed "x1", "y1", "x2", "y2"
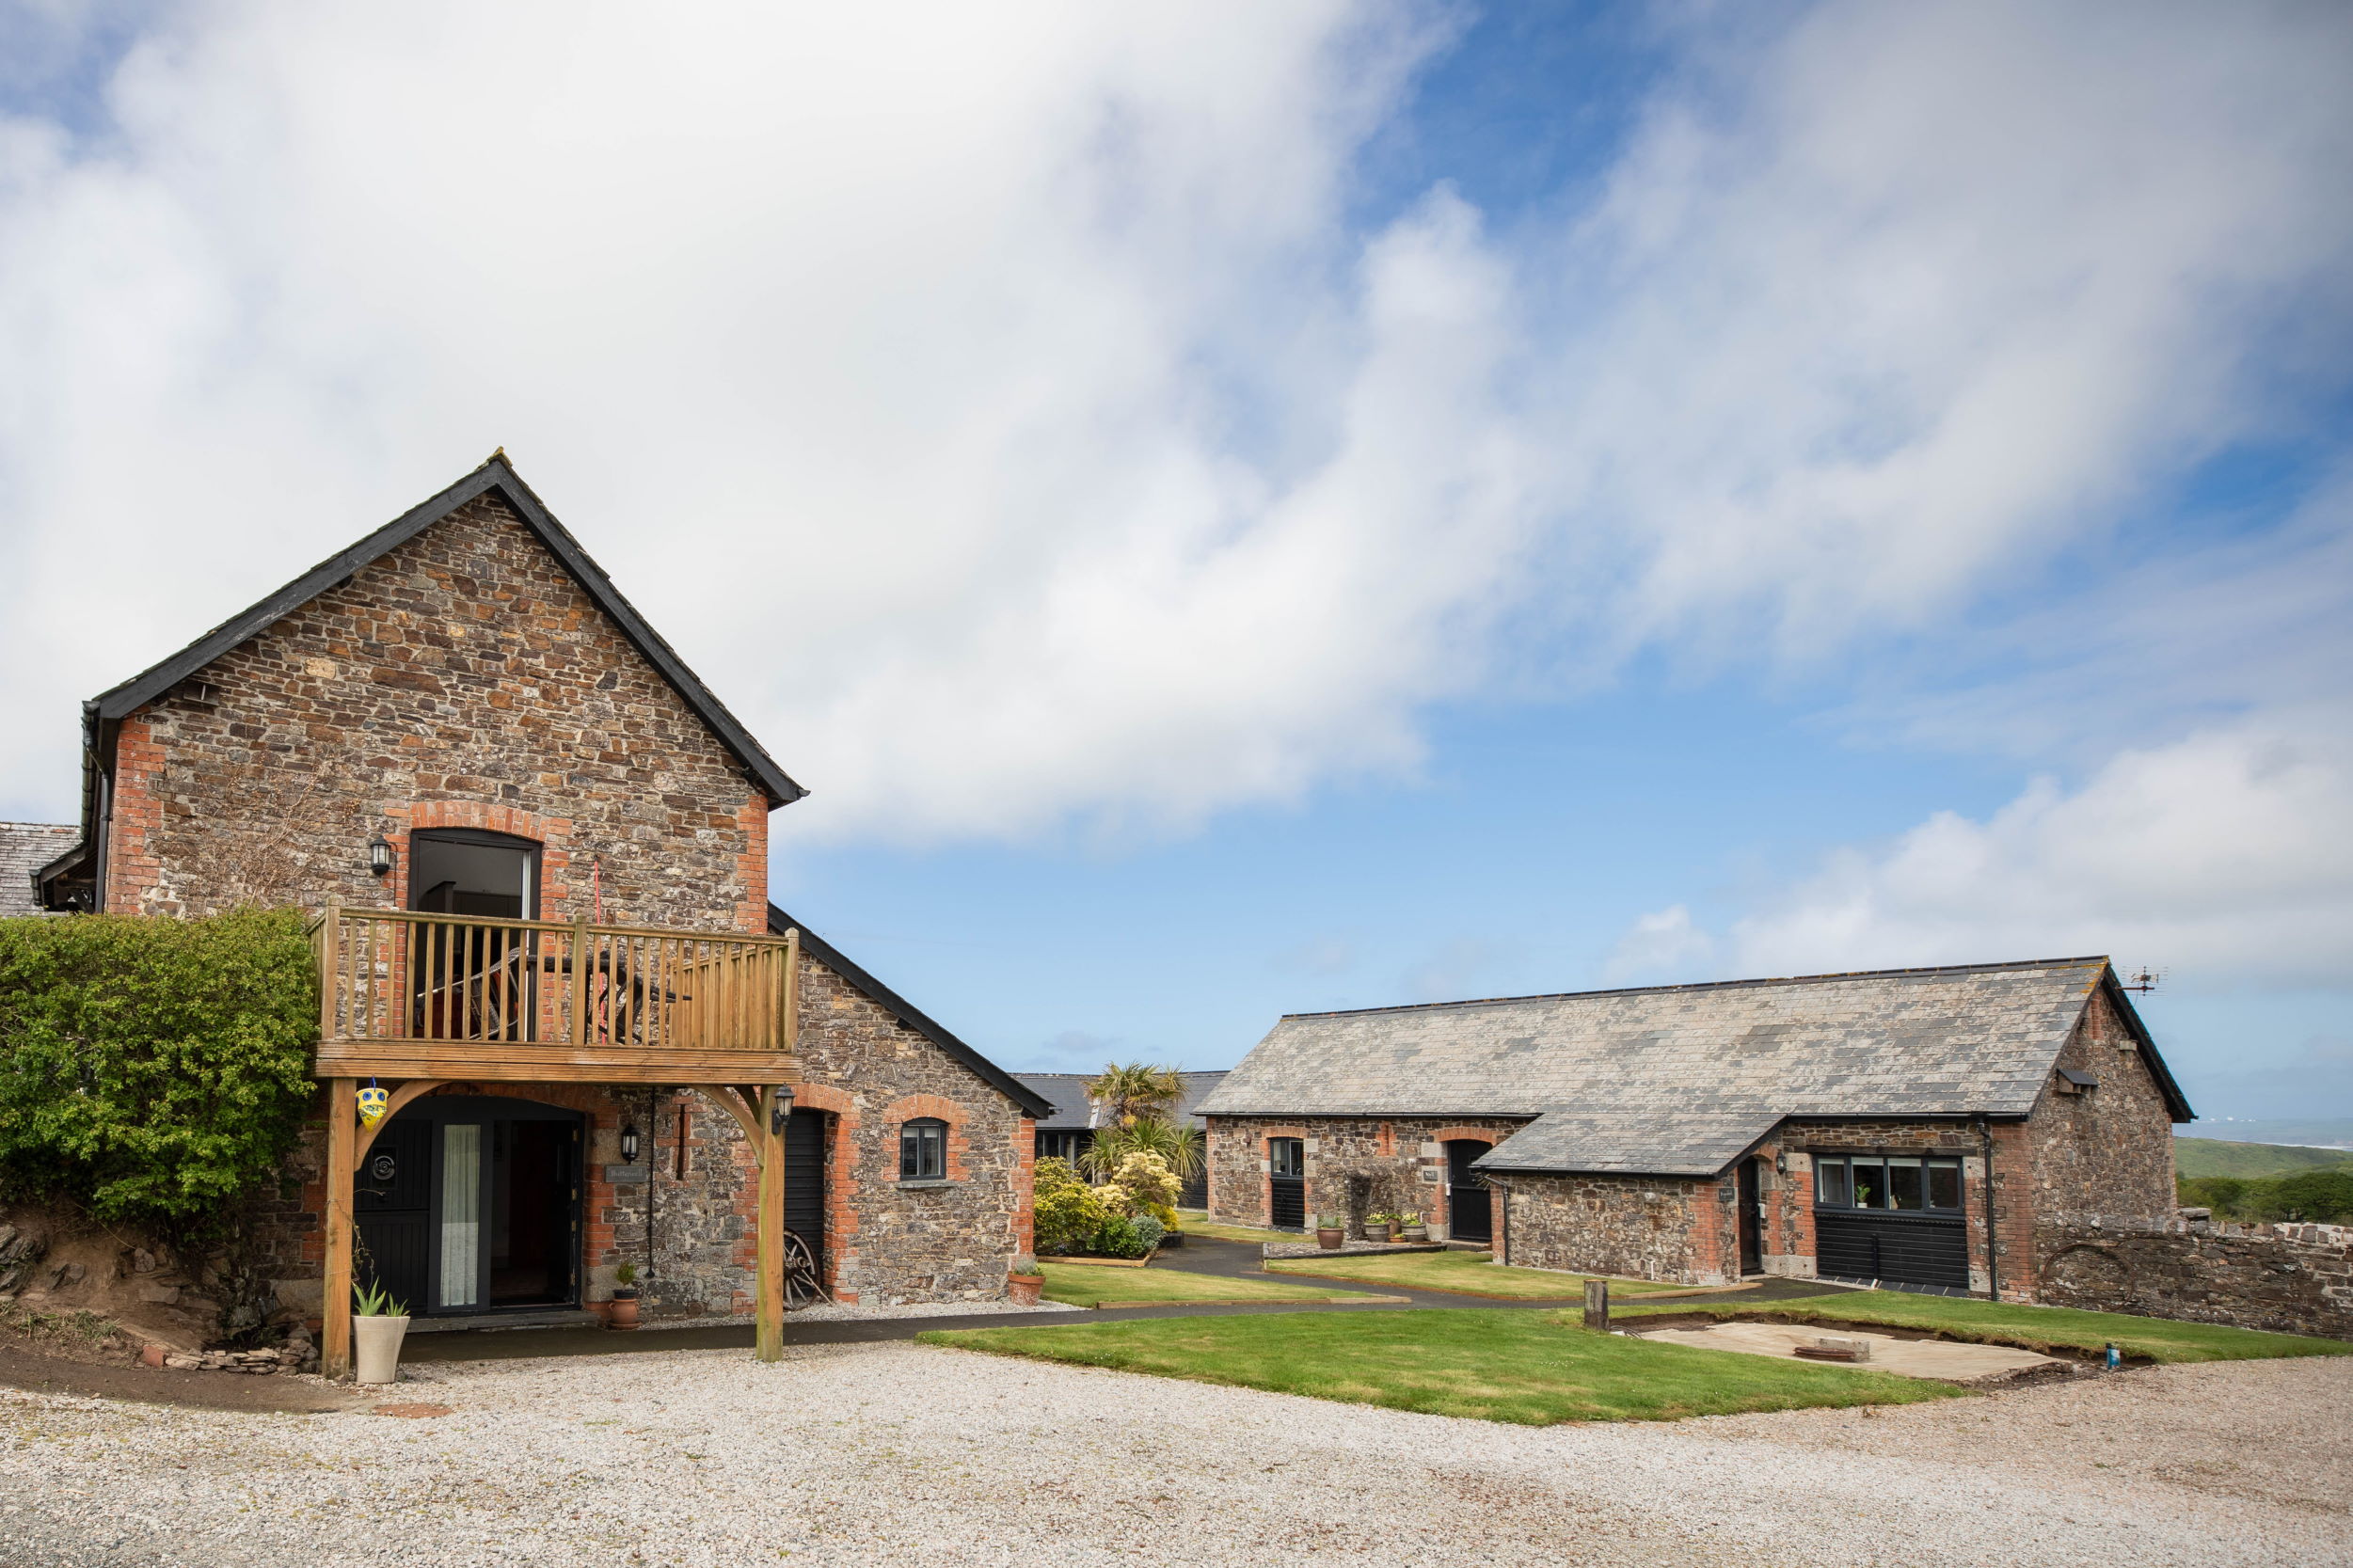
[
  {"x1": 769, "y1": 1085, "x2": 796, "y2": 1136},
  {"x1": 620, "y1": 1123, "x2": 642, "y2": 1164},
  {"x1": 368, "y1": 835, "x2": 395, "y2": 878}
]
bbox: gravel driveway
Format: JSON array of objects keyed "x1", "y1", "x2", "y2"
[{"x1": 1, "y1": 1339, "x2": 2344, "y2": 1567}]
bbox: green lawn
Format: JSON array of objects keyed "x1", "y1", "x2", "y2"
[
  {"x1": 1264, "y1": 1248, "x2": 1679, "y2": 1300},
  {"x1": 1170, "y1": 1212, "x2": 1301, "y2": 1244},
  {"x1": 1037, "y1": 1261, "x2": 1382, "y2": 1308},
  {"x1": 919, "y1": 1309, "x2": 1962, "y2": 1424},
  {"x1": 1609, "y1": 1289, "x2": 2353, "y2": 1363}
]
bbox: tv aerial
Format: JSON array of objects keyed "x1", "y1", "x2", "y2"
[{"x1": 2117, "y1": 964, "x2": 2165, "y2": 994}]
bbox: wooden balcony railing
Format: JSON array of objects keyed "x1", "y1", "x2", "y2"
[{"x1": 310, "y1": 900, "x2": 801, "y2": 1083}]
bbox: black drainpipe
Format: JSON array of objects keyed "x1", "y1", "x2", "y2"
[{"x1": 1979, "y1": 1114, "x2": 1999, "y2": 1301}]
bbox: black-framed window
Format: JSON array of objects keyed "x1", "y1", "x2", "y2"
[
  {"x1": 1813, "y1": 1154, "x2": 1963, "y2": 1213},
  {"x1": 1036, "y1": 1129, "x2": 1092, "y2": 1164},
  {"x1": 899, "y1": 1118, "x2": 947, "y2": 1180},
  {"x1": 1268, "y1": 1137, "x2": 1304, "y2": 1179}
]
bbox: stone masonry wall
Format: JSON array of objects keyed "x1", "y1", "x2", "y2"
[
  {"x1": 1492, "y1": 1172, "x2": 1734, "y2": 1285},
  {"x1": 1774, "y1": 1119, "x2": 2011, "y2": 1294},
  {"x1": 2036, "y1": 1213, "x2": 2353, "y2": 1341},
  {"x1": 2020, "y1": 985, "x2": 2180, "y2": 1294},
  {"x1": 102, "y1": 492, "x2": 769, "y2": 932},
  {"x1": 1203, "y1": 1116, "x2": 1532, "y2": 1237},
  {"x1": 243, "y1": 945, "x2": 1034, "y2": 1318}
]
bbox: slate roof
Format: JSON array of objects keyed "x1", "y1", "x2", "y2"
[
  {"x1": 1471, "y1": 1112, "x2": 1783, "y2": 1177},
  {"x1": 768, "y1": 905, "x2": 1050, "y2": 1119},
  {"x1": 0, "y1": 823, "x2": 77, "y2": 917},
  {"x1": 1013, "y1": 1069, "x2": 1230, "y2": 1133},
  {"x1": 1198, "y1": 958, "x2": 2191, "y2": 1175}
]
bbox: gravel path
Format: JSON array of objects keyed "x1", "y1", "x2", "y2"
[{"x1": 0, "y1": 1339, "x2": 2344, "y2": 1566}]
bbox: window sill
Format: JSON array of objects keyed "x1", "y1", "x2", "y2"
[{"x1": 895, "y1": 1178, "x2": 958, "y2": 1189}]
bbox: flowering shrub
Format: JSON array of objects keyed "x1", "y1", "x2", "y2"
[
  {"x1": 1128, "y1": 1214, "x2": 1166, "y2": 1252},
  {"x1": 1095, "y1": 1150, "x2": 1180, "y2": 1218},
  {"x1": 1033, "y1": 1157, "x2": 1110, "y2": 1256}
]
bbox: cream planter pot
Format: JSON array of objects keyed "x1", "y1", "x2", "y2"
[{"x1": 353, "y1": 1315, "x2": 410, "y2": 1385}]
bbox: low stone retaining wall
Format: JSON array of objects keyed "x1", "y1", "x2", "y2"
[{"x1": 2036, "y1": 1212, "x2": 2353, "y2": 1340}]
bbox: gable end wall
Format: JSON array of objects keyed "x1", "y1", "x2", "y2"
[{"x1": 103, "y1": 493, "x2": 766, "y2": 931}]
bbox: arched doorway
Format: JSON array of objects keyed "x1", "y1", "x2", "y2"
[
  {"x1": 1444, "y1": 1139, "x2": 1493, "y2": 1244},
  {"x1": 355, "y1": 1095, "x2": 582, "y2": 1318}
]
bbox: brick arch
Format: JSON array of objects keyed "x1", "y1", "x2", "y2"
[
  {"x1": 1430, "y1": 1127, "x2": 1500, "y2": 1148},
  {"x1": 884, "y1": 1093, "x2": 971, "y2": 1180},
  {"x1": 1257, "y1": 1124, "x2": 1311, "y2": 1142},
  {"x1": 384, "y1": 800, "x2": 579, "y2": 915}
]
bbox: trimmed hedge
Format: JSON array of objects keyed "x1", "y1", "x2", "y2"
[{"x1": 0, "y1": 911, "x2": 317, "y2": 1228}]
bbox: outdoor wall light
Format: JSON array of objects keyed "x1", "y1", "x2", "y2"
[
  {"x1": 367, "y1": 835, "x2": 395, "y2": 877},
  {"x1": 620, "y1": 1123, "x2": 642, "y2": 1164},
  {"x1": 769, "y1": 1085, "x2": 796, "y2": 1136}
]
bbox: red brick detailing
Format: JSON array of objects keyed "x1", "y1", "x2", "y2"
[
  {"x1": 788, "y1": 1081, "x2": 864, "y2": 1297},
  {"x1": 1376, "y1": 1122, "x2": 1394, "y2": 1157},
  {"x1": 1428, "y1": 1127, "x2": 1501, "y2": 1148},
  {"x1": 885, "y1": 1093, "x2": 974, "y2": 1181},
  {"x1": 1012, "y1": 1117, "x2": 1036, "y2": 1257},
  {"x1": 734, "y1": 792, "x2": 769, "y2": 935},
  {"x1": 102, "y1": 716, "x2": 167, "y2": 913}
]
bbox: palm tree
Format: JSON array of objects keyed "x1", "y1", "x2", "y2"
[
  {"x1": 1085, "y1": 1061, "x2": 1184, "y2": 1127},
  {"x1": 1084, "y1": 1117, "x2": 1203, "y2": 1182}
]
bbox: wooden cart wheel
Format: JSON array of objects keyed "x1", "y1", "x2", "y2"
[{"x1": 780, "y1": 1229, "x2": 828, "y2": 1309}]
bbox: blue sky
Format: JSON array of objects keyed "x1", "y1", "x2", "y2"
[{"x1": 2, "y1": 2, "x2": 2348, "y2": 1118}]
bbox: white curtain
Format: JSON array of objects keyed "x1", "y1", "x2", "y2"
[{"x1": 439, "y1": 1123, "x2": 483, "y2": 1309}]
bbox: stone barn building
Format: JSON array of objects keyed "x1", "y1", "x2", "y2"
[
  {"x1": 1198, "y1": 958, "x2": 2191, "y2": 1300},
  {"x1": 15, "y1": 455, "x2": 1048, "y2": 1362}
]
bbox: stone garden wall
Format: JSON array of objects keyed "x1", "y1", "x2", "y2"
[
  {"x1": 1491, "y1": 1171, "x2": 1735, "y2": 1285},
  {"x1": 2035, "y1": 1212, "x2": 2353, "y2": 1341}
]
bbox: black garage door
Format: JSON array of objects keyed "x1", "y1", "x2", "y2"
[{"x1": 1814, "y1": 1211, "x2": 1968, "y2": 1290}]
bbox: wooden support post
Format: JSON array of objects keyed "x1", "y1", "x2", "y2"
[
  {"x1": 569, "y1": 916, "x2": 590, "y2": 1048},
  {"x1": 755, "y1": 1085, "x2": 786, "y2": 1362},
  {"x1": 317, "y1": 895, "x2": 341, "y2": 1042},
  {"x1": 1582, "y1": 1276, "x2": 1610, "y2": 1333},
  {"x1": 322, "y1": 1076, "x2": 358, "y2": 1379}
]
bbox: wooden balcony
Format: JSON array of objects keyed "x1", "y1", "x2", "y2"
[{"x1": 310, "y1": 901, "x2": 801, "y2": 1083}]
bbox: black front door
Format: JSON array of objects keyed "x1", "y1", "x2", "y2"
[
  {"x1": 1446, "y1": 1140, "x2": 1492, "y2": 1243},
  {"x1": 355, "y1": 1118, "x2": 431, "y2": 1312},
  {"x1": 784, "y1": 1107, "x2": 827, "y2": 1280},
  {"x1": 1268, "y1": 1137, "x2": 1306, "y2": 1228},
  {"x1": 362, "y1": 1097, "x2": 582, "y2": 1318},
  {"x1": 1737, "y1": 1158, "x2": 1763, "y2": 1275}
]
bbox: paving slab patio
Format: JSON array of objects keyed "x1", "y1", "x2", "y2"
[{"x1": 1631, "y1": 1320, "x2": 2064, "y2": 1381}]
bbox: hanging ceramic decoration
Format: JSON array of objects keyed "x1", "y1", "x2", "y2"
[{"x1": 357, "y1": 1082, "x2": 390, "y2": 1128}]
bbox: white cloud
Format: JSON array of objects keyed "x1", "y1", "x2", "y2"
[
  {"x1": 1723, "y1": 711, "x2": 2353, "y2": 989},
  {"x1": 1606, "y1": 904, "x2": 1715, "y2": 983},
  {"x1": 0, "y1": 0, "x2": 2347, "y2": 896}
]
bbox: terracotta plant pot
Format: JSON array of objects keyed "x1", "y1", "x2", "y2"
[
  {"x1": 353, "y1": 1314, "x2": 409, "y2": 1385},
  {"x1": 139, "y1": 1343, "x2": 167, "y2": 1370},
  {"x1": 1008, "y1": 1273, "x2": 1044, "y2": 1306},
  {"x1": 609, "y1": 1293, "x2": 641, "y2": 1330},
  {"x1": 1316, "y1": 1228, "x2": 1343, "y2": 1250}
]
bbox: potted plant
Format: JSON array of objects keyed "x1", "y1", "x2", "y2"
[
  {"x1": 351, "y1": 1280, "x2": 410, "y2": 1385},
  {"x1": 610, "y1": 1262, "x2": 642, "y2": 1330},
  {"x1": 1363, "y1": 1212, "x2": 1394, "y2": 1244},
  {"x1": 1007, "y1": 1255, "x2": 1045, "y2": 1306},
  {"x1": 1398, "y1": 1210, "x2": 1428, "y2": 1243},
  {"x1": 1314, "y1": 1214, "x2": 1344, "y2": 1250}
]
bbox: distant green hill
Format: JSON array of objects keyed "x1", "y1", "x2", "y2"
[{"x1": 2174, "y1": 1136, "x2": 2353, "y2": 1180}]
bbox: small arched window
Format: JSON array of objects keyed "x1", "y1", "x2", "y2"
[{"x1": 899, "y1": 1117, "x2": 947, "y2": 1180}]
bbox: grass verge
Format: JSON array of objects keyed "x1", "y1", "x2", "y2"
[
  {"x1": 921, "y1": 1308, "x2": 1961, "y2": 1424},
  {"x1": 1608, "y1": 1290, "x2": 2353, "y2": 1363},
  {"x1": 1264, "y1": 1248, "x2": 1678, "y2": 1300},
  {"x1": 1038, "y1": 1262, "x2": 1377, "y2": 1308}
]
